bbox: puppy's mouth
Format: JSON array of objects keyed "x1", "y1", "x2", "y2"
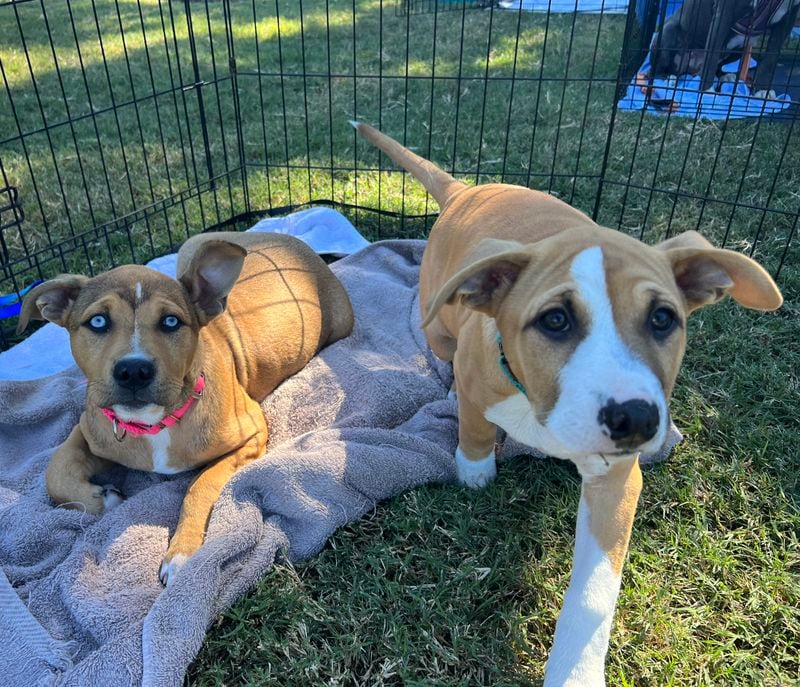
[
  {"x1": 110, "y1": 390, "x2": 158, "y2": 408},
  {"x1": 120, "y1": 397, "x2": 150, "y2": 410},
  {"x1": 104, "y1": 387, "x2": 173, "y2": 413},
  {"x1": 102, "y1": 380, "x2": 191, "y2": 416}
]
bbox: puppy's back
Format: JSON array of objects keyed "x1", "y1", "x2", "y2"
[{"x1": 180, "y1": 231, "x2": 353, "y2": 401}]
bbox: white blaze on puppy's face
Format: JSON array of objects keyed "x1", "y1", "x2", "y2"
[
  {"x1": 544, "y1": 246, "x2": 669, "y2": 458},
  {"x1": 488, "y1": 237, "x2": 685, "y2": 465}
]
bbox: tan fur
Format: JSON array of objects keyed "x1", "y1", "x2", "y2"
[
  {"x1": 354, "y1": 122, "x2": 781, "y2": 459},
  {"x1": 354, "y1": 120, "x2": 782, "y2": 554},
  {"x1": 583, "y1": 457, "x2": 643, "y2": 575},
  {"x1": 355, "y1": 121, "x2": 782, "y2": 682},
  {"x1": 19, "y1": 232, "x2": 354, "y2": 579}
]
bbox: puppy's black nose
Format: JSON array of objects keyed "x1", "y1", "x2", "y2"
[
  {"x1": 113, "y1": 357, "x2": 155, "y2": 391},
  {"x1": 598, "y1": 399, "x2": 659, "y2": 448}
]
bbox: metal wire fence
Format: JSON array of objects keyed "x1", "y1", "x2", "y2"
[{"x1": 1, "y1": 0, "x2": 798, "y2": 349}]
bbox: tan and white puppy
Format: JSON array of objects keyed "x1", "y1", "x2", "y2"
[
  {"x1": 18, "y1": 232, "x2": 353, "y2": 586},
  {"x1": 352, "y1": 121, "x2": 782, "y2": 686}
]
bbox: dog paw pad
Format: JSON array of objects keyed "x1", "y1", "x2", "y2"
[
  {"x1": 100, "y1": 485, "x2": 125, "y2": 510},
  {"x1": 159, "y1": 553, "x2": 189, "y2": 587}
]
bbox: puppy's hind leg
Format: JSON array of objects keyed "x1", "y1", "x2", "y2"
[{"x1": 46, "y1": 425, "x2": 121, "y2": 515}]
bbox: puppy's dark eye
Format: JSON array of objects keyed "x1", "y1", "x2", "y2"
[
  {"x1": 85, "y1": 314, "x2": 110, "y2": 333},
  {"x1": 160, "y1": 315, "x2": 182, "y2": 332},
  {"x1": 649, "y1": 307, "x2": 677, "y2": 338},
  {"x1": 536, "y1": 307, "x2": 571, "y2": 338}
]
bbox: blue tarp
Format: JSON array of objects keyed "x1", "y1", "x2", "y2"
[
  {"x1": 618, "y1": 48, "x2": 793, "y2": 119},
  {"x1": 0, "y1": 280, "x2": 43, "y2": 320}
]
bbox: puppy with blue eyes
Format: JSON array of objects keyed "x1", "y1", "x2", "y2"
[
  {"x1": 17, "y1": 232, "x2": 353, "y2": 586},
  {"x1": 352, "y1": 121, "x2": 782, "y2": 686}
]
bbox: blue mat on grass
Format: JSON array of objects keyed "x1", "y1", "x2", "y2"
[{"x1": 618, "y1": 51, "x2": 793, "y2": 119}]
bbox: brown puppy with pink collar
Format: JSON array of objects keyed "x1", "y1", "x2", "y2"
[
  {"x1": 353, "y1": 121, "x2": 782, "y2": 686},
  {"x1": 18, "y1": 232, "x2": 353, "y2": 586}
]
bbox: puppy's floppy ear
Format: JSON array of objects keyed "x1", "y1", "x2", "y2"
[
  {"x1": 16, "y1": 275, "x2": 89, "y2": 333},
  {"x1": 178, "y1": 239, "x2": 247, "y2": 324},
  {"x1": 657, "y1": 232, "x2": 783, "y2": 313},
  {"x1": 656, "y1": 230, "x2": 715, "y2": 252},
  {"x1": 422, "y1": 239, "x2": 531, "y2": 327}
]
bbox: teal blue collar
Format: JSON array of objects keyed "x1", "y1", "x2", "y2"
[{"x1": 496, "y1": 332, "x2": 527, "y2": 397}]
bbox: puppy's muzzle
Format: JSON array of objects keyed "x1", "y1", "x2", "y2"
[
  {"x1": 598, "y1": 399, "x2": 659, "y2": 450},
  {"x1": 113, "y1": 357, "x2": 156, "y2": 392}
]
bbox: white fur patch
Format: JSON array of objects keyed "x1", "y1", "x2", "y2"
[
  {"x1": 129, "y1": 323, "x2": 144, "y2": 357},
  {"x1": 111, "y1": 403, "x2": 165, "y2": 424},
  {"x1": 159, "y1": 553, "x2": 188, "y2": 587},
  {"x1": 101, "y1": 485, "x2": 125, "y2": 511},
  {"x1": 146, "y1": 430, "x2": 182, "y2": 474},
  {"x1": 455, "y1": 447, "x2": 496, "y2": 488},
  {"x1": 544, "y1": 493, "x2": 621, "y2": 687},
  {"x1": 545, "y1": 247, "x2": 667, "y2": 459},
  {"x1": 129, "y1": 283, "x2": 146, "y2": 356},
  {"x1": 110, "y1": 404, "x2": 186, "y2": 473},
  {"x1": 485, "y1": 392, "x2": 571, "y2": 458}
]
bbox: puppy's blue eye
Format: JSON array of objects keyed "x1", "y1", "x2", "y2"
[
  {"x1": 86, "y1": 314, "x2": 110, "y2": 332},
  {"x1": 160, "y1": 315, "x2": 182, "y2": 332},
  {"x1": 536, "y1": 308, "x2": 571, "y2": 337},
  {"x1": 650, "y1": 307, "x2": 677, "y2": 338}
]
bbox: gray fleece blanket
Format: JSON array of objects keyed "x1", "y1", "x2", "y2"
[{"x1": 0, "y1": 240, "x2": 680, "y2": 687}]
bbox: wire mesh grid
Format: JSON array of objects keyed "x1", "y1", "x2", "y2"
[{"x1": 0, "y1": 0, "x2": 798, "y2": 349}]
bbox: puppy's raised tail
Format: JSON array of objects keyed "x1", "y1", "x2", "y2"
[{"x1": 350, "y1": 121, "x2": 466, "y2": 208}]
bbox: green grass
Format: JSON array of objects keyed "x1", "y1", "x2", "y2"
[
  {"x1": 2, "y1": 1, "x2": 799, "y2": 685},
  {"x1": 2, "y1": 1, "x2": 799, "y2": 273},
  {"x1": 185, "y1": 298, "x2": 800, "y2": 686}
]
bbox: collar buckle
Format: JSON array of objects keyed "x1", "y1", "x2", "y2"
[
  {"x1": 112, "y1": 417, "x2": 127, "y2": 442},
  {"x1": 191, "y1": 372, "x2": 205, "y2": 399}
]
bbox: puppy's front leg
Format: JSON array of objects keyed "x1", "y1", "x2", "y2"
[
  {"x1": 159, "y1": 429, "x2": 267, "y2": 586},
  {"x1": 455, "y1": 392, "x2": 498, "y2": 489},
  {"x1": 47, "y1": 425, "x2": 121, "y2": 515},
  {"x1": 544, "y1": 456, "x2": 642, "y2": 687}
]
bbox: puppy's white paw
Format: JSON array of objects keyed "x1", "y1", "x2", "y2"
[
  {"x1": 100, "y1": 485, "x2": 125, "y2": 511},
  {"x1": 159, "y1": 553, "x2": 189, "y2": 587},
  {"x1": 455, "y1": 447, "x2": 497, "y2": 489}
]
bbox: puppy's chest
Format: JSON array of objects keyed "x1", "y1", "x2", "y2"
[
  {"x1": 142, "y1": 431, "x2": 181, "y2": 474},
  {"x1": 83, "y1": 415, "x2": 208, "y2": 474}
]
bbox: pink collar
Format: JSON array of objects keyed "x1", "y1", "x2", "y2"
[{"x1": 100, "y1": 373, "x2": 205, "y2": 441}]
